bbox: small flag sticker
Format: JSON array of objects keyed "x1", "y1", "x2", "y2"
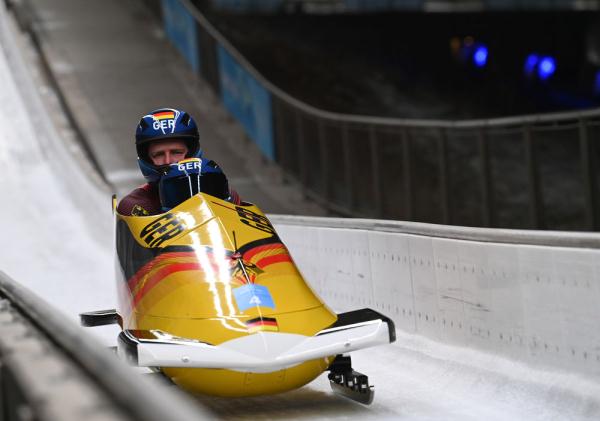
[
  {"x1": 246, "y1": 317, "x2": 278, "y2": 333},
  {"x1": 153, "y1": 111, "x2": 175, "y2": 120}
]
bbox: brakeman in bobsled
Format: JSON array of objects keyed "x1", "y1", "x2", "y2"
[
  {"x1": 117, "y1": 107, "x2": 240, "y2": 216},
  {"x1": 81, "y1": 108, "x2": 396, "y2": 404}
]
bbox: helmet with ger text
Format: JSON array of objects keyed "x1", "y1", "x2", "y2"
[
  {"x1": 158, "y1": 158, "x2": 231, "y2": 211},
  {"x1": 135, "y1": 108, "x2": 202, "y2": 183}
]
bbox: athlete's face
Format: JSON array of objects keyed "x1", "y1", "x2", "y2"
[{"x1": 148, "y1": 139, "x2": 188, "y2": 166}]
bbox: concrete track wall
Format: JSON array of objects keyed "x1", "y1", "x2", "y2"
[
  {"x1": 0, "y1": 0, "x2": 115, "y2": 319},
  {"x1": 271, "y1": 215, "x2": 600, "y2": 381}
]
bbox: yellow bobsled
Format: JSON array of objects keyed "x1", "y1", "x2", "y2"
[{"x1": 82, "y1": 190, "x2": 395, "y2": 404}]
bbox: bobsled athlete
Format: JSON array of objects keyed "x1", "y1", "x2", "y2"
[
  {"x1": 117, "y1": 107, "x2": 240, "y2": 216},
  {"x1": 83, "y1": 105, "x2": 397, "y2": 404}
]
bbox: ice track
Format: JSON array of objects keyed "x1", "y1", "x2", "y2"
[{"x1": 2, "y1": 4, "x2": 600, "y2": 420}]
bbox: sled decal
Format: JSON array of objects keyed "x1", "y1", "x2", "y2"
[
  {"x1": 140, "y1": 213, "x2": 185, "y2": 247},
  {"x1": 128, "y1": 251, "x2": 207, "y2": 292},
  {"x1": 128, "y1": 250, "x2": 224, "y2": 307},
  {"x1": 244, "y1": 244, "x2": 292, "y2": 269},
  {"x1": 245, "y1": 316, "x2": 278, "y2": 333},
  {"x1": 126, "y1": 244, "x2": 287, "y2": 309},
  {"x1": 233, "y1": 284, "x2": 275, "y2": 312},
  {"x1": 239, "y1": 239, "x2": 292, "y2": 270},
  {"x1": 212, "y1": 201, "x2": 276, "y2": 235}
]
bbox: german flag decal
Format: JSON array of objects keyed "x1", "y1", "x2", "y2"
[
  {"x1": 153, "y1": 111, "x2": 175, "y2": 120},
  {"x1": 246, "y1": 317, "x2": 278, "y2": 333},
  {"x1": 243, "y1": 243, "x2": 292, "y2": 270}
]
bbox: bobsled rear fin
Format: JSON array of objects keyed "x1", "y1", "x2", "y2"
[
  {"x1": 318, "y1": 308, "x2": 396, "y2": 343},
  {"x1": 80, "y1": 309, "x2": 121, "y2": 327}
]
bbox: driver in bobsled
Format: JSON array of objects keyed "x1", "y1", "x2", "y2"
[{"x1": 117, "y1": 107, "x2": 241, "y2": 216}]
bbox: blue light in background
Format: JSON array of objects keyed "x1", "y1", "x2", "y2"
[
  {"x1": 594, "y1": 70, "x2": 600, "y2": 96},
  {"x1": 473, "y1": 45, "x2": 488, "y2": 68},
  {"x1": 538, "y1": 56, "x2": 556, "y2": 80},
  {"x1": 524, "y1": 54, "x2": 539, "y2": 77}
]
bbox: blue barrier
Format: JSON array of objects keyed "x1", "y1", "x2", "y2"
[
  {"x1": 162, "y1": 0, "x2": 200, "y2": 73},
  {"x1": 211, "y1": 0, "x2": 284, "y2": 12},
  {"x1": 217, "y1": 45, "x2": 275, "y2": 160},
  {"x1": 341, "y1": 0, "x2": 422, "y2": 11}
]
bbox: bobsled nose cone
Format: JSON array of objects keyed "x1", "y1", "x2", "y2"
[{"x1": 222, "y1": 332, "x2": 307, "y2": 361}]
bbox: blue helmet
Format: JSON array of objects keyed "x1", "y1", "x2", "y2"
[
  {"x1": 158, "y1": 158, "x2": 231, "y2": 211},
  {"x1": 158, "y1": 158, "x2": 202, "y2": 211},
  {"x1": 135, "y1": 108, "x2": 202, "y2": 183}
]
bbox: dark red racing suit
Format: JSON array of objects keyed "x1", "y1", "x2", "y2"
[{"x1": 117, "y1": 182, "x2": 241, "y2": 216}]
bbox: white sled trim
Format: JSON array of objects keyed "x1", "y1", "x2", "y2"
[{"x1": 119, "y1": 318, "x2": 391, "y2": 373}]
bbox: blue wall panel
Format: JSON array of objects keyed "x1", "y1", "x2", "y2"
[
  {"x1": 212, "y1": 0, "x2": 284, "y2": 12},
  {"x1": 217, "y1": 45, "x2": 275, "y2": 160},
  {"x1": 344, "y1": 0, "x2": 422, "y2": 10},
  {"x1": 162, "y1": 0, "x2": 200, "y2": 73}
]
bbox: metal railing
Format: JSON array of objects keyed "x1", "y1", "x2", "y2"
[
  {"x1": 269, "y1": 214, "x2": 600, "y2": 248},
  {"x1": 208, "y1": 0, "x2": 600, "y2": 13},
  {"x1": 163, "y1": 0, "x2": 600, "y2": 231},
  {"x1": 0, "y1": 271, "x2": 211, "y2": 421}
]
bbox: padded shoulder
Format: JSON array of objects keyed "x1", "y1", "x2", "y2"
[
  {"x1": 116, "y1": 184, "x2": 161, "y2": 216},
  {"x1": 202, "y1": 159, "x2": 224, "y2": 174}
]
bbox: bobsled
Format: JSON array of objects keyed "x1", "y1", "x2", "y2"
[{"x1": 81, "y1": 159, "x2": 395, "y2": 404}]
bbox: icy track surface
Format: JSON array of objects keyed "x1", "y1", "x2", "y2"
[
  {"x1": 0, "y1": 14, "x2": 115, "y2": 328},
  {"x1": 2, "y1": 8, "x2": 600, "y2": 420}
]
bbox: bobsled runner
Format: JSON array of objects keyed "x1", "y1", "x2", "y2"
[{"x1": 81, "y1": 163, "x2": 395, "y2": 403}]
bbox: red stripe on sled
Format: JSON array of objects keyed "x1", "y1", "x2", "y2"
[
  {"x1": 127, "y1": 250, "x2": 228, "y2": 292},
  {"x1": 255, "y1": 254, "x2": 292, "y2": 269},
  {"x1": 133, "y1": 262, "x2": 202, "y2": 306},
  {"x1": 127, "y1": 251, "x2": 197, "y2": 291},
  {"x1": 243, "y1": 243, "x2": 283, "y2": 261}
]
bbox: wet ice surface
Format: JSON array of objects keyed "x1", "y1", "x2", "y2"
[
  {"x1": 0, "y1": 9, "x2": 116, "y2": 338},
  {"x1": 3, "y1": 7, "x2": 600, "y2": 421},
  {"x1": 191, "y1": 332, "x2": 600, "y2": 420}
]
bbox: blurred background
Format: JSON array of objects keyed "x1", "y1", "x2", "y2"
[
  {"x1": 196, "y1": 1, "x2": 600, "y2": 120},
  {"x1": 9, "y1": 0, "x2": 600, "y2": 230}
]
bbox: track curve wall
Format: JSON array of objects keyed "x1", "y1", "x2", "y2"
[
  {"x1": 271, "y1": 215, "x2": 600, "y2": 381},
  {"x1": 157, "y1": 0, "x2": 600, "y2": 230}
]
